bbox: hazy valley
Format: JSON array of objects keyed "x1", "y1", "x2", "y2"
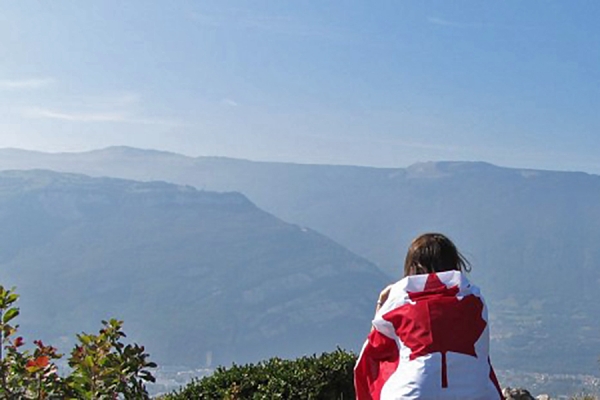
[{"x1": 0, "y1": 147, "x2": 599, "y2": 396}]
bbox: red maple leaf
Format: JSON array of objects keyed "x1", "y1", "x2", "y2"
[{"x1": 382, "y1": 273, "x2": 487, "y2": 388}]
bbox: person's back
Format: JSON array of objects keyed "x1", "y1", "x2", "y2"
[{"x1": 354, "y1": 233, "x2": 503, "y2": 400}]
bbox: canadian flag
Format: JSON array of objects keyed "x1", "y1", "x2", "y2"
[{"x1": 354, "y1": 270, "x2": 503, "y2": 400}]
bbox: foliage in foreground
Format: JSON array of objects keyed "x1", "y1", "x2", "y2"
[
  {"x1": 161, "y1": 348, "x2": 357, "y2": 400},
  {"x1": 0, "y1": 285, "x2": 156, "y2": 399}
]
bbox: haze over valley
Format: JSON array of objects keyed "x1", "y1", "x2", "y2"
[{"x1": 0, "y1": 147, "x2": 599, "y2": 395}]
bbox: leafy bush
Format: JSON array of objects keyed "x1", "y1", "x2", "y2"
[
  {"x1": 67, "y1": 319, "x2": 157, "y2": 399},
  {"x1": 0, "y1": 285, "x2": 156, "y2": 399},
  {"x1": 161, "y1": 349, "x2": 357, "y2": 400}
]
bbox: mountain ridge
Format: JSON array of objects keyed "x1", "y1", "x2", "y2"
[
  {"x1": 5, "y1": 146, "x2": 592, "y2": 176},
  {"x1": 0, "y1": 169, "x2": 387, "y2": 367}
]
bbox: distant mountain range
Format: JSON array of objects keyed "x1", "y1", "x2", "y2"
[
  {"x1": 0, "y1": 169, "x2": 386, "y2": 367},
  {"x1": 0, "y1": 147, "x2": 599, "y2": 376}
]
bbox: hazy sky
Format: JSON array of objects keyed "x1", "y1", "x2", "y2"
[{"x1": 2, "y1": 1, "x2": 599, "y2": 173}]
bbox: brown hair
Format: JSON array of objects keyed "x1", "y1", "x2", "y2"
[{"x1": 403, "y1": 233, "x2": 471, "y2": 277}]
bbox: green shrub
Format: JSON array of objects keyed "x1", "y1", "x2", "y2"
[
  {"x1": 66, "y1": 319, "x2": 157, "y2": 399},
  {"x1": 0, "y1": 285, "x2": 156, "y2": 399},
  {"x1": 161, "y1": 349, "x2": 357, "y2": 400}
]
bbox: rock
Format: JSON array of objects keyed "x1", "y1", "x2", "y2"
[
  {"x1": 503, "y1": 387, "x2": 536, "y2": 400},
  {"x1": 536, "y1": 395, "x2": 551, "y2": 400}
]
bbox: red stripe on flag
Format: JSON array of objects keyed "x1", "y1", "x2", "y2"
[{"x1": 354, "y1": 330, "x2": 399, "y2": 400}]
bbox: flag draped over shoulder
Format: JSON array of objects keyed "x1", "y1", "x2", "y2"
[{"x1": 354, "y1": 270, "x2": 503, "y2": 400}]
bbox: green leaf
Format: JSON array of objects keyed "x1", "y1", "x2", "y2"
[
  {"x1": 6, "y1": 293, "x2": 19, "y2": 304},
  {"x1": 83, "y1": 355, "x2": 95, "y2": 368},
  {"x1": 3, "y1": 307, "x2": 19, "y2": 324},
  {"x1": 78, "y1": 334, "x2": 92, "y2": 345}
]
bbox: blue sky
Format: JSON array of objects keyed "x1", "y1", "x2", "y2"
[{"x1": 1, "y1": 1, "x2": 599, "y2": 173}]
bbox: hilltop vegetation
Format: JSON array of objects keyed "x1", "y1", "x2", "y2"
[{"x1": 160, "y1": 349, "x2": 355, "y2": 400}]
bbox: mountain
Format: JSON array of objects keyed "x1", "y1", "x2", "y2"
[
  {"x1": 1, "y1": 148, "x2": 600, "y2": 376},
  {"x1": 0, "y1": 169, "x2": 387, "y2": 367}
]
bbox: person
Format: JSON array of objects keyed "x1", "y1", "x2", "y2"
[{"x1": 354, "y1": 233, "x2": 503, "y2": 400}]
